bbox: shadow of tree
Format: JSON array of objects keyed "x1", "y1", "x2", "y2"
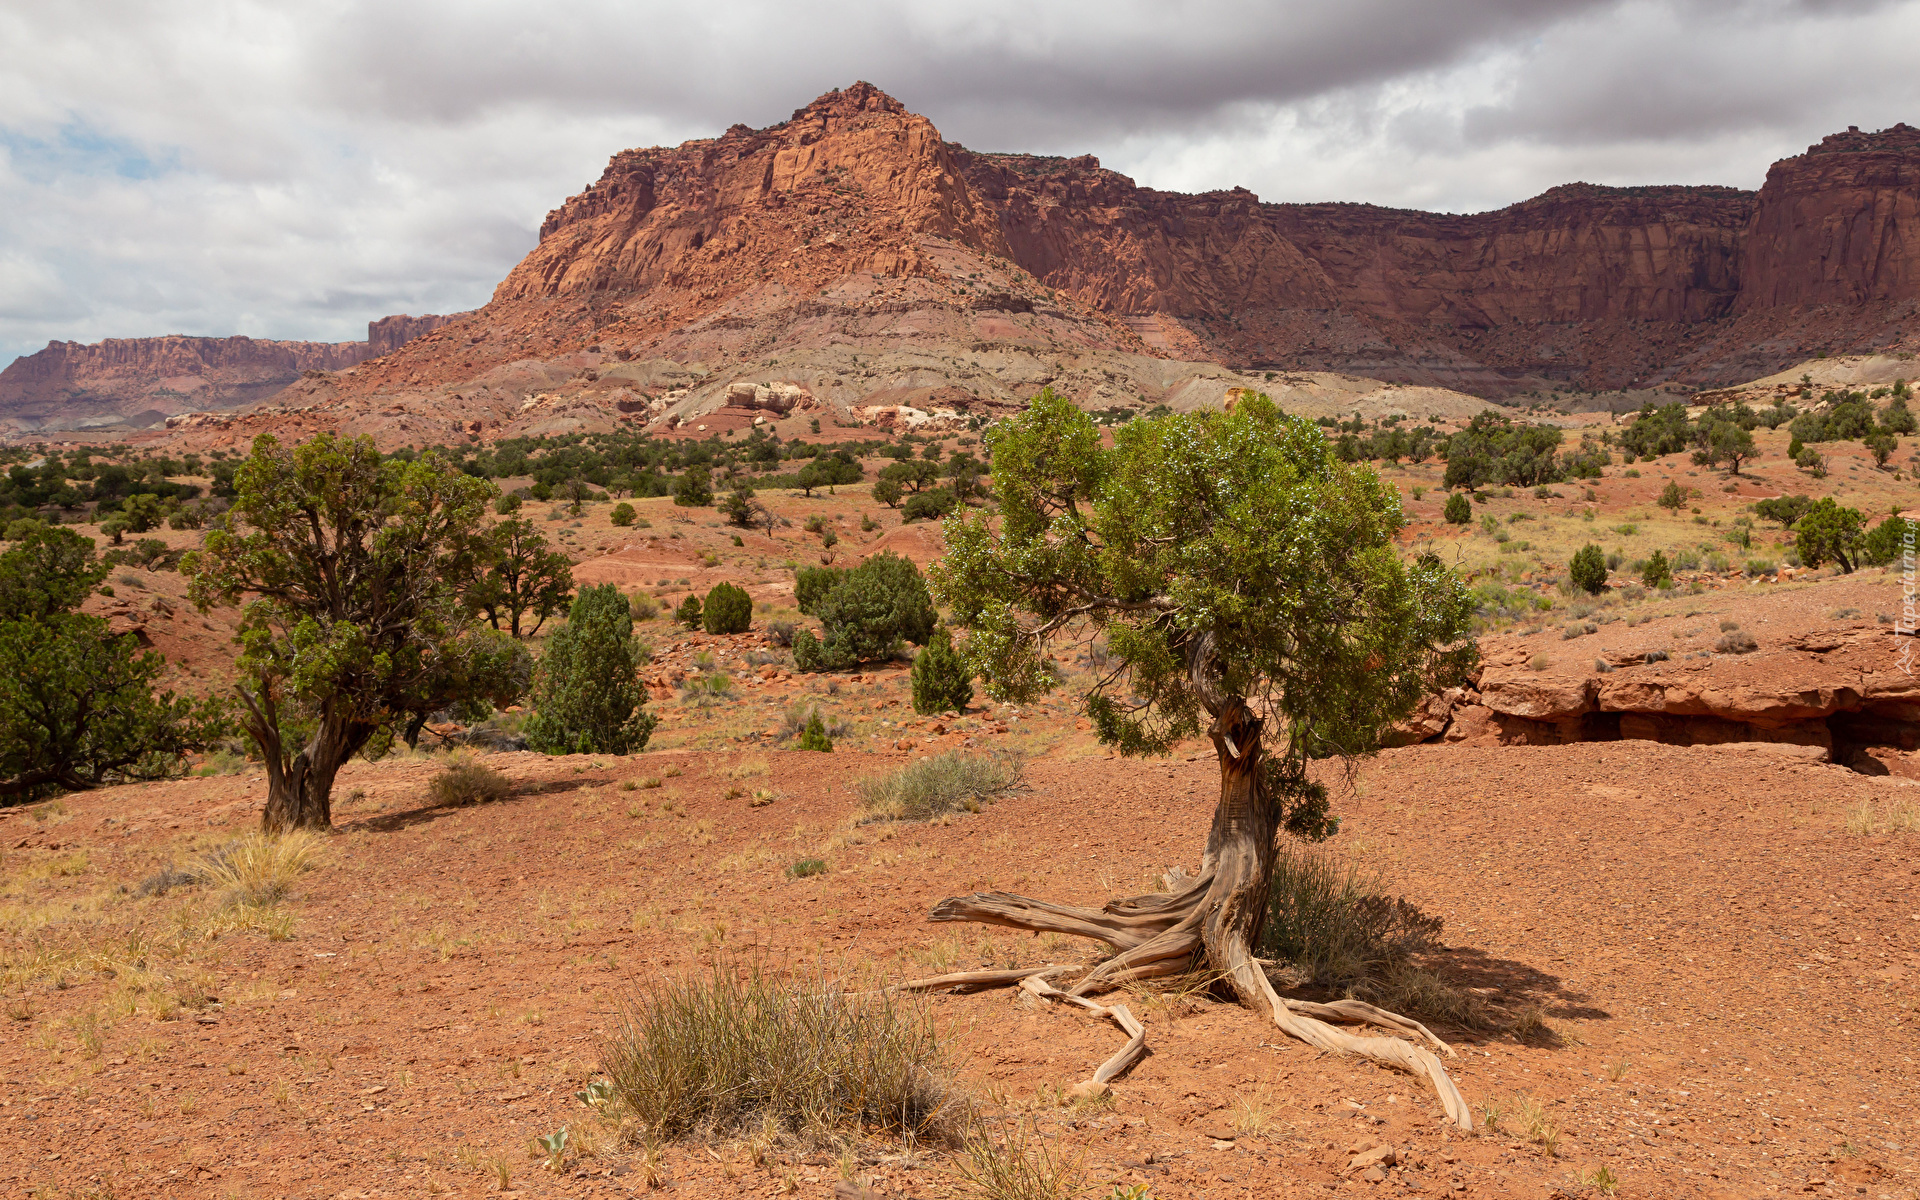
[{"x1": 340, "y1": 777, "x2": 596, "y2": 835}]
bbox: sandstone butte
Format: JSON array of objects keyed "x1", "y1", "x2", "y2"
[{"x1": 4, "y1": 84, "x2": 1917, "y2": 447}]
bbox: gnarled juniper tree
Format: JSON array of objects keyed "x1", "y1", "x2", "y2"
[
  {"x1": 928, "y1": 389, "x2": 1479, "y2": 1123},
  {"x1": 185, "y1": 433, "x2": 498, "y2": 834}
]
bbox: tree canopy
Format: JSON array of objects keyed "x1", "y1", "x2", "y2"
[
  {"x1": 933, "y1": 390, "x2": 1476, "y2": 832},
  {"x1": 1, "y1": 527, "x2": 227, "y2": 800},
  {"x1": 185, "y1": 432, "x2": 503, "y2": 832}
]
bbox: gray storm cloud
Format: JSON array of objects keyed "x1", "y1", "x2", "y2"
[{"x1": 0, "y1": 0, "x2": 1914, "y2": 362}]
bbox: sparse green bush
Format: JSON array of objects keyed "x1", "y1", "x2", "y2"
[
  {"x1": 901, "y1": 487, "x2": 957, "y2": 522},
  {"x1": 792, "y1": 552, "x2": 936, "y2": 672},
  {"x1": 428, "y1": 758, "x2": 511, "y2": 807},
  {"x1": 610, "y1": 502, "x2": 637, "y2": 527},
  {"x1": 1569, "y1": 544, "x2": 1607, "y2": 595},
  {"x1": 1443, "y1": 492, "x2": 1471, "y2": 525},
  {"x1": 675, "y1": 594, "x2": 703, "y2": 628},
  {"x1": 628, "y1": 592, "x2": 660, "y2": 622},
  {"x1": 600, "y1": 963, "x2": 957, "y2": 1144},
  {"x1": 857, "y1": 751, "x2": 1023, "y2": 822},
  {"x1": 909, "y1": 628, "x2": 973, "y2": 715},
  {"x1": 701, "y1": 582, "x2": 752, "y2": 635},
  {"x1": 796, "y1": 713, "x2": 833, "y2": 752},
  {"x1": 526, "y1": 584, "x2": 656, "y2": 755},
  {"x1": 787, "y1": 858, "x2": 827, "y2": 879},
  {"x1": 1640, "y1": 549, "x2": 1672, "y2": 589}
]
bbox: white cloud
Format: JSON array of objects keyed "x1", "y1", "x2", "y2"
[{"x1": 1, "y1": 0, "x2": 1913, "y2": 362}]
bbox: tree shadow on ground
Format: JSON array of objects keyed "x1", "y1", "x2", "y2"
[
  {"x1": 1418, "y1": 945, "x2": 1613, "y2": 1046},
  {"x1": 340, "y1": 777, "x2": 598, "y2": 835}
]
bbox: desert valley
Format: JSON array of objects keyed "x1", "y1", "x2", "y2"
[{"x1": 1, "y1": 81, "x2": 1918, "y2": 1200}]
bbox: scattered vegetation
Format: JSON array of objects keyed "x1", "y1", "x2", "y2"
[
  {"x1": 600, "y1": 963, "x2": 959, "y2": 1146},
  {"x1": 856, "y1": 751, "x2": 1025, "y2": 822},
  {"x1": 191, "y1": 830, "x2": 325, "y2": 907},
  {"x1": 427, "y1": 758, "x2": 512, "y2": 807}
]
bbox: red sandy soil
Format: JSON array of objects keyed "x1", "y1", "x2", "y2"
[{"x1": 3, "y1": 668, "x2": 1917, "y2": 1198}]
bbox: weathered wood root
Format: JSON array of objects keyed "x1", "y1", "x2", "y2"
[
  {"x1": 1017, "y1": 975, "x2": 1147, "y2": 1099},
  {"x1": 892, "y1": 964, "x2": 1086, "y2": 993},
  {"x1": 925, "y1": 887, "x2": 1472, "y2": 1129}
]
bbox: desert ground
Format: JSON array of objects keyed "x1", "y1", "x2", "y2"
[{"x1": 6, "y1": 423, "x2": 1920, "y2": 1200}]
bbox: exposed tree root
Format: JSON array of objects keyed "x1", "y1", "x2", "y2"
[
  {"x1": 1017, "y1": 975, "x2": 1146, "y2": 1099},
  {"x1": 893, "y1": 964, "x2": 1087, "y2": 993},
  {"x1": 923, "y1": 695, "x2": 1476, "y2": 1130}
]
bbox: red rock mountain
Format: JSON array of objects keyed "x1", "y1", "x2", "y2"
[
  {"x1": 336, "y1": 90, "x2": 1915, "y2": 408},
  {"x1": 17, "y1": 85, "x2": 1917, "y2": 448},
  {"x1": 0, "y1": 313, "x2": 463, "y2": 432}
]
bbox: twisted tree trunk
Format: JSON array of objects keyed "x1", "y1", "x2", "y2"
[
  {"x1": 928, "y1": 696, "x2": 1473, "y2": 1128},
  {"x1": 239, "y1": 685, "x2": 374, "y2": 835}
]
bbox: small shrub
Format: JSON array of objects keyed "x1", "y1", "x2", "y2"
[
  {"x1": 1258, "y1": 845, "x2": 1442, "y2": 995},
  {"x1": 797, "y1": 713, "x2": 834, "y2": 752},
  {"x1": 909, "y1": 628, "x2": 973, "y2": 715},
  {"x1": 702, "y1": 582, "x2": 753, "y2": 635},
  {"x1": 787, "y1": 858, "x2": 828, "y2": 878},
  {"x1": 1443, "y1": 493, "x2": 1471, "y2": 525},
  {"x1": 600, "y1": 963, "x2": 958, "y2": 1144},
  {"x1": 901, "y1": 487, "x2": 957, "y2": 522},
  {"x1": 856, "y1": 751, "x2": 1023, "y2": 821},
  {"x1": 1527, "y1": 653, "x2": 1551, "y2": 671},
  {"x1": 956, "y1": 1117, "x2": 1087, "y2": 1200},
  {"x1": 429, "y1": 759, "x2": 511, "y2": 807},
  {"x1": 1715, "y1": 629, "x2": 1758, "y2": 654},
  {"x1": 610, "y1": 503, "x2": 637, "y2": 527},
  {"x1": 1569, "y1": 544, "x2": 1607, "y2": 595},
  {"x1": 628, "y1": 592, "x2": 660, "y2": 622},
  {"x1": 1640, "y1": 549, "x2": 1672, "y2": 589},
  {"x1": 765, "y1": 619, "x2": 796, "y2": 647},
  {"x1": 675, "y1": 595, "x2": 703, "y2": 629}
]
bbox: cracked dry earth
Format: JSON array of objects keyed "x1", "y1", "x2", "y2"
[{"x1": 3, "y1": 726, "x2": 1918, "y2": 1199}]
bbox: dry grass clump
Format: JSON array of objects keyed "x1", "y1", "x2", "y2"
[
  {"x1": 856, "y1": 752, "x2": 1024, "y2": 822},
  {"x1": 1845, "y1": 796, "x2": 1920, "y2": 834},
  {"x1": 601, "y1": 962, "x2": 960, "y2": 1147},
  {"x1": 1483, "y1": 1092, "x2": 1562, "y2": 1155},
  {"x1": 192, "y1": 831, "x2": 325, "y2": 907},
  {"x1": 1258, "y1": 845, "x2": 1487, "y2": 1027},
  {"x1": 954, "y1": 1115, "x2": 1086, "y2": 1200},
  {"x1": 428, "y1": 758, "x2": 512, "y2": 807}
]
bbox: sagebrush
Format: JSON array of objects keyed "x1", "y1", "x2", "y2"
[{"x1": 856, "y1": 751, "x2": 1023, "y2": 822}]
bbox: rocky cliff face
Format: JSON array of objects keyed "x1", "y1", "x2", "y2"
[
  {"x1": 429, "y1": 92, "x2": 1918, "y2": 402},
  {"x1": 0, "y1": 312, "x2": 466, "y2": 431},
  {"x1": 1738, "y1": 124, "x2": 1920, "y2": 310}
]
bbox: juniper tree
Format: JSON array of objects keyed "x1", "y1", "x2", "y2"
[
  {"x1": 524, "y1": 583, "x2": 655, "y2": 755},
  {"x1": 184, "y1": 433, "x2": 497, "y2": 833},
  {"x1": 928, "y1": 390, "x2": 1477, "y2": 1124}
]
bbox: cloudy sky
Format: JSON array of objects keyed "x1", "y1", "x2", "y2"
[{"x1": 3, "y1": 0, "x2": 1916, "y2": 364}]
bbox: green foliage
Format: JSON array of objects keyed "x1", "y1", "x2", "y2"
[
  {"x1": 909, "y1": 628, "x2": 973, "y2": 715},
  {"x1": 1640, "y1": 549, "x2": 1673, "y2": 590},
  {"x1": 1441, "y1": 413, "x2": 1564, "y2": 490},
  {"x1": 1865, "y1": 429, "x2": 1897, "y2": 466},
  {"x1": 1692, "y1": 419, "x2": 1756, "y2": 474},
  {"x1": 791, "y1": 552, "x2": 937, "y2": 672},
  {"x1": 1881, "y1": 396, "x2": 1917, "y2": 435},
  {"x1": 871, "y1": 477, "x2": 904, "y2": 508},
  {"x1": 1569, "y1": 544, "x2": 1608, "y2": 595},
  {"x1": 1442, "y1": 492, "x2": 1471, "y2": 525},
  {"x1": 701, "y1": 581, "x2": 752, "y2": 635},
  {"x1": 794, "y1": 565, "x2": 846, "y2": 616},
  {"x1": 1, "y1": 527, "x2": 226, "y2": 800},
  {"x1": 1862, "y1": 512, "x2": 1916, "y2": 567},
  {"x1": 719, "y1": 481, "x2": 756, "y2": 527},
  {"x1": 932, "y1": 389, "x2": 1474, "y2": 838},
  {"x1": 675, "y1": 594, "x2": 703, "y2": 629},
  {"x1": 525, "y1": 583, "x2": 656, "y2": 755},
  {"x1": 183, "y1": 432, "x2": 499, "y2": 829},
  {"x1": 1795, "y1": 446, "x2": 1828, "y2": 477},
  {"x1": 1258, "y1": 843, "x2": 1441, "y2": 991},
  {"x1": 901, "y1": 487, "x2": 957, "y2": 522},
  {"x1": 796, "y1": 712, "x2": 833, "y2": 751},
  {"x1": 1618, "y1": 402, "x2": 1692, "y2": 459},
  {"x1": 1792, "y1": 497, "x2": 1866, "y2": 573},
  {"x1": 1755, "y1": 494, "x2": 1812, "y2": 528},
  {"x1": 672, "y1": 465, "x2": 713, "y2": 507},
  {"x1": 118, "y1": 492, "x2": 166, "y2": 534},
  {"x1": 610, "y1": 502, "x2": 636, "y2": 526},
  {"x1": 466, "y1": 516, "x2": 574, "y2": 638},
  {"x1": 1657, "y1": 481, "x2": 1686, "y2": 511}
]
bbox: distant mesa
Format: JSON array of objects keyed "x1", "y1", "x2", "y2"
[{"x1": 0, "y1": 311, "x2": 468, "y2": 432}]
